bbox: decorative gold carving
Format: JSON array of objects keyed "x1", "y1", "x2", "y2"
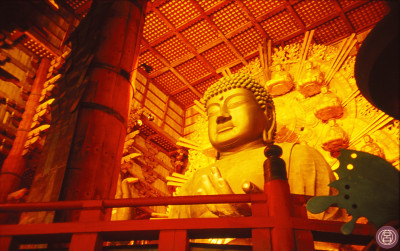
[
  {"x1": 360, "y1": 135, "x2": 385, "y2": 159},
  {"x1": 321, "y1": 120, "x2": 349, "y2": 157},
  {"x1": 182, "y1": 33, "x2": 399, "y2": 178},
  {"x1": 265, "y1": 64, "x2": 294, "y2": 96},
  {"x1": 314, "y1": 87, "x2": 343, "y2": 122},
  {"x1": 296, "y1": 61, "x2": 324, "y2": 97},
  {"x1": 170, "y1": 148, "x2": 188, "y2": 173}
]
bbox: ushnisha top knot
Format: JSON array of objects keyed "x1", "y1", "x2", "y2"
[{"x1": 203, "y1": 73, "x2": 274, "y2": 110}]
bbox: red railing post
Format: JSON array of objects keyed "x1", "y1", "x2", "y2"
[
  {"x1": 292, "y1": 195, "x2": 315, "y2": 250},
  {"x1": 159, "y1": 230, "x2": 188, "y2": 251},
  {"x1": 264, "y1": 145, "x2": 296, "y2": 251},
  {"x1": 0, "y1": 236, "x2": 17, "y2": 251},
  {"x1": 69, "y1": 200, "x2": 104, "y2": 251},
  {"x1": 252, "y1": 195, "x2": 272, "y2": 250}
]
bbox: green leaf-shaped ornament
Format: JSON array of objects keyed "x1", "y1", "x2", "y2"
[{"x1": 306, "y1": 149, "x2": 399, "y2": 235}]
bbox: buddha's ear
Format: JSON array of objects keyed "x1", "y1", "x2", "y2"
[{"x1": 263, "y1": 103, "x2": 276, "y2": 144}]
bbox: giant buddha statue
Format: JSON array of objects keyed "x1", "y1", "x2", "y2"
[{"x1": 170, "y1": 73, "x2": 337, "y2": 219}]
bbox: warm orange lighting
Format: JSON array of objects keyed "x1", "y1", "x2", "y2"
[{"x1": 47, "y1": 0, "x2": 59, "y2": 10}]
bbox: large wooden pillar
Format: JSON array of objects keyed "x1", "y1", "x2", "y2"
[
  {"x1": 59, "y1": 0, "x2": 147, "y2": 220},
  {"x1": 0, "y1": 58, "x2": 50, "y2": 203}
]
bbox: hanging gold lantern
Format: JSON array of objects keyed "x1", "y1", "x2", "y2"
[
  {"x1": 321, "y1": 120, "x2": 349, "y2": 157},
  {"x1": 265, "y1": 64, "x2": 294, "y2": 96},
  {"x1": 297, "y1": 61, "x2": 324, "y2": 98},
  {"x1": 314, "y1": 87, "x2": 343, "y2": 122}
]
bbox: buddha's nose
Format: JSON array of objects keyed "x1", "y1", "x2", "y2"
[{"x1": 216, "y1": 113, "x2": 232, "y2": 124}]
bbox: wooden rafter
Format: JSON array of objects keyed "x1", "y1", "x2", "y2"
[
  {"x1": 235, "y1": 0, "x2": 270, "y2": 40},
  {"x1": 74, "y1": 0, "x2": 92, "y2": 15},
  {"x1": 142, "y1": 38, "x2": 201, "y2": 98},
  {"x1": 283, "y1": 1, "x2": 306, "y2": 31},
  {"x1": 190, "y1": 0, "x2": 248, "y2": 66},
  {"x1": 136, "y1": 0, "x2": 389, "y2": 113},
  {"x1": 24, "y1": 30, "x2": 60, "y2": 57},
  {"x1": 332, "y1": 0, "x2": 356, "y2": 34},
  {"x1": 170, "y1": 72, "x2": 221, "y2": 96},
  {"x1": 147, "y1": 3, "x2": 212, "y2": 98},
  {"x1": 150, "y1": 3, "x2": 216, "y2": 74},
  {"x1": 252, "y1": 3, "x2": 287, "y2": 24}
]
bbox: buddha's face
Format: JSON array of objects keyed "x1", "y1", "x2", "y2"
[{"x1": 206, "y1": 88, "x2": 268, "y2": 152}]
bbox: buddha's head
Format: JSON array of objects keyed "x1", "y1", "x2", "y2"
[{"x1": 203, "y1": 73, "x2": 276, "y2": 153}]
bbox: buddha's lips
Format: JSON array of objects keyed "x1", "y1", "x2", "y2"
[{"x1": 217, "y1": 124, "x2": 234, "y2": 133}]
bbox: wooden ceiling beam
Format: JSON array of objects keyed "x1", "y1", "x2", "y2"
[
  {"x1": 170, "y1": 72, "x2": 221, "y2": 96},
  {"x1": 235, "y1": 0, "x2": 270, "y2": 40},
  {"x1": 332, "y1": 0, "x2": 356, "y2": 34},
  {"x1": 74, "y1": 0, "x2": 92, "y2": 15},
  {"x1": 150, "y1": 3, "x2": 216, "y2": 74},
  {"x1": 24, "y1": 30, "x2": 61, "y2": 57},
  {"x1": 203, "y1": 0, "x2": 235, "y2": 16},
  {"x1": 149, "y1": 53, "x2": 197, "y2": 78},
  {"x1": 141, "y1": 39, "x2": 202, "y2": 99},
  {"x1": 146, "y1": 2, "x2": 214, "y2": 99},
  {"x1": 190, "y1": 0, "x2": 248, "y2": 66},
  {"x1": 254, "y1": 4, "x2": 287, "y2": 23},
  {"x1": 140, "y1": 0, "x2": 235, "y2": 54},
  {"x1": 283, "y1": 0, "x2": 306, "y2": 31},
  {"x1": 169, "y1": 68, "x2": 203, "y2": 98}
]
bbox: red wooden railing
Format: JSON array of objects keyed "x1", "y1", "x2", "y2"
[{"x1": 0, "y1": 193, "x2": 375, "y2": 251}]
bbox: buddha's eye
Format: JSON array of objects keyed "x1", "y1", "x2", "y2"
[
  {"x1": 206, "y1": 105, "x2": 220, "y2": 116},
  {"x1": 227, "y1": 96, "x2": 249, "y2": 109}
]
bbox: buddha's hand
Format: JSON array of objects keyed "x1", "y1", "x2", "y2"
[{"x1": 197, "y1": 166, "x2": 251, "y2": 217}]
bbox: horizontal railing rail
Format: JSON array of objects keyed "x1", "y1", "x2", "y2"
[
  {"x1": 0, "y1": 193, "x2": 265, "y2": 212},
  {"x1": 0, "y1": 194, "x2": 375, "y2": 250}
]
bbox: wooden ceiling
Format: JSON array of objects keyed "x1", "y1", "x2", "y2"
[
  {"x1": 0, "y1": 0, "x2": 390, "y2": 155},
  {"x1": 61, "y1": 0, "x2": 390, "y2": 109},
  {"x1": 138, "y1": 0, "x2": 389, "y2": 108}
]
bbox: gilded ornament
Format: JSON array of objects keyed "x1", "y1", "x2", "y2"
[
  {"x1": 314, "y1": 87, "x2": 343, "y2": 122},
  {"x1": 321, "y1": 120, "x2": 349, "y2": 157},
  {"x1": 296, "y1": 61, "x2": 324, "y2": 97},
  {"x1": 265, "y1": 64, "x2": 294, "y2": 96}
]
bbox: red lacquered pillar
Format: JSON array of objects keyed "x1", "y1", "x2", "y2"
[
  {"x1": 0, "y1": 58, "x2": 50, "y2": 203},
  {"x1": 264, "y1": 144, "x2": 295, "y2": 251},
  {"x1": 59, "y1": 0, "x2": 147, "y2": 220}
]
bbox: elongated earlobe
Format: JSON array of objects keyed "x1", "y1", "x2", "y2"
[{"x1": 262, "y1": 104, "x2": 276, "y2": 144}]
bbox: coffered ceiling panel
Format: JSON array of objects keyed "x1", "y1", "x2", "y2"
[{"x1": 57, "y1": 0, "x2": 391, "y2": 110}]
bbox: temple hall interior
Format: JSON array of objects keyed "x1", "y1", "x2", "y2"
[{"x1": 0, "y1": 0, "x2": 399, "y2": 250}]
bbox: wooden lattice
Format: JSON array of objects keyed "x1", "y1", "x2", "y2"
[
  {"x1": 242, "y1": 0, "x2": 283, "y2": 19},
  {"x1": 139, "y1": 50, "x2": 165, "y2": 72},
  {"x1": 22, "y1": 38, "x2": 54, "y2": 59},
  {"x1": 293, "y1": 0, "x2": 337, "y2": 26},
  {"x1": 175, "y1": 57, "x2": 210, "y2": 83},
  {"x1": 229, "y1": 26, "x2": 264, "y2": 56},
  {"x1": 159, "y1": 0, "x2": 200, "y2": 28},
  {"x1": 210, "y1": 1, "x2": 249, "y2": 35},
  {"x1": 196, "y1": 0, "x2": 224, "y2": 11},
  {"x1": 172, "y1": 88, "x2": 199, "y2": 108},
  {"x1": 143, "y1": 12, "x2": 171, "y2": 43},
  {"x1": 346, "y1": 0, "x2": 388, "y2": 30},
  {"x1": 181, "y1": 19, "x2": 220, "y2": 49},
  {"x1": 193, "y1": 75, "x2": 220, "y2": 94},
  {"x1": 154, "y1": 35, "x2": 192, "y2": 63},
  {"x1": 314, "y1": 17, "x2": 353, "y2": 44},
  {"x1": 152, "y1": 134, "x2": 177, "y2": 152},
  {"x1": 154, "y1": 70, "x2": 186, "y2": 93},
  {"x1": 200, "y1": 42, "x2": 238, "y2": 69},
  {"x1": 261, "y1": 10, "x2": 302, "y2": 42}
]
